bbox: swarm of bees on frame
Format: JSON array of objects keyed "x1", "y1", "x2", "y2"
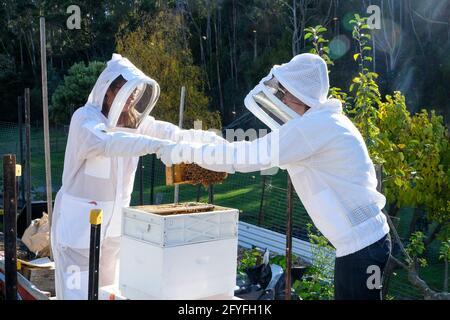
[{"x1": 182, "y1": 163, "x2": 228, "y2": 187}]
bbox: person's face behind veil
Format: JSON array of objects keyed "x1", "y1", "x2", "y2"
[{"x1": 102, "y1": 75, "x2": 139, "y2": 129}]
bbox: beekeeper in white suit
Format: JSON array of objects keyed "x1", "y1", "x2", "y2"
[
  {"x1": 158, "y1": 53, "x2": 392, "y2": 300},
  {"x1": 51, "y1": 54, "x2": 226, "y2": 300}
]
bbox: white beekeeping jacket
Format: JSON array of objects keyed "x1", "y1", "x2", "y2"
[
  {"x1": 52, "y1": 54, "x2": 225, "y2": 250},
  {"x1": 52, "y1": 54, "x2": 164, "y2": 250},
  {"x1": 166, "y1": 54, "x2": 390, "y2": 257}
]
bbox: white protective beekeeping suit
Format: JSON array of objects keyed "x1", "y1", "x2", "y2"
[
  {"x1": 159, "y1": 53, "x2": 390, "y2": 258},
  {"x1": 52, "y1": 54, "x2": 226, "y2": 300}
]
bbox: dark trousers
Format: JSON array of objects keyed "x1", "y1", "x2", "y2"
[{"x1": 334, "y1": 233, "x2": 392, "y2": 300}]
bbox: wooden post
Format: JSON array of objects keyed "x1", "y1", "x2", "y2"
[
  {"x1": 3, "y1": 154, "x2": 18, "y2": 300},
  {"x1": 285, "y1": 175, "x2": 293, "y2": 300},
  {"x1": 88, "y1": 209, "x2": 103, "y2": 300},
  {"x1": 174, "y1": 86, "x2": 186, "y2": 204},
  {"x1": 18, "y1": 96, "x2": 25, "y2": 206},
  {"x1": 24, "y1": 88, "x2": 32, "y2": 229},
  {"x1": 40, "y1": 17, "x2": 53, "y2": 243}
]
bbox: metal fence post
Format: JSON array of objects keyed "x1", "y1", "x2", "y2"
[
  {"x1": 3, "y1": 154, "x2": 19, "y2": 300},
  {"x1": 208, "y1": 185, "x2": 214, "y2": 204},
  {"x1": 258, "y1": 175, "x2": 267, "y2": 226},
  {"x1": 285, "y1": 175, "x2": 294, "y2": 300},
  {"x1": 88, "y1": 209, "x2": 103, "y2": 300},
  {"x1": 139, "y1": 157, "x2": 144, "y2": 205},
  {"x1": 196, "y1": 185, "x2": 202, "y2": 202},
  {"x1": 150, "y1": 154, "x2": 156, "y2": 205}
]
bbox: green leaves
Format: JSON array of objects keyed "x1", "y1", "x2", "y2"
[
  {"x1": 293, "y1": 223, "x2": 334, "y2": 300},
  {"x1": 349, "y1": 13, "x2": 373, "y2": 74},
  {"x1": 303, "y1": 24, "x2": 333, "y2": 66},
  {"x1": 51, "y1": 61, "x2": 106, "y2": 124},
  {"x1": 343, "y1": 12, "x2": 449, "y2": 230},
  {"x1": 237, "y1": 248, "x2": 262, "y2": 274},
  {"x1": 406, "y1": 232, "x2": 428, "y2": 267},
  {"x1": 394, "y1": 177, "x2": 403, "y2": 187},
  {"x1": 439, "y1": 240, "x2": 450, "y2": 263},
  {"x1": 270, "y1": 254, "x2": 298, "y2": 271}
]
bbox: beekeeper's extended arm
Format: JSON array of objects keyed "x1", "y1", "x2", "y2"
[
  {"x1": 140, "y1": 116, "x2": 228, "y2": 144},
  {"x1": 78, "y1": 120, "x2": 171, "y2": 159},
  {"x1": 161, "y1": 116, "x2": 333, "y2": 173}
]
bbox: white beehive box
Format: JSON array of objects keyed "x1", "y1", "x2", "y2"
[
  {"x1": 119, "y1": 203, "x2": 239, "y2": 300},
  {"x1": 122, "y1": 203, "x2": 239, "y2": 247}
]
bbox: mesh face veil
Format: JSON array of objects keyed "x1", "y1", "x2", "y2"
[
  {"x1": 244, "y1": 73, "x2": 299, "y2": 130},
  {"x1": 88, "y1": 54, "x2": 161, "y2": 130},
  {"x1": 105, "y1": 77, "x2": 160, "y2": 129},
  {"x1": 244, "y1": 54, "x2": 343, "y2": 130}
]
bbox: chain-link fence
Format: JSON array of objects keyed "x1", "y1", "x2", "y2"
[
  {"x1": 0, "y1": 121, "x2": 68, "y2": 201},
  {"x1": 0, "y1": 121, "x2": 445, "y2": 300}
]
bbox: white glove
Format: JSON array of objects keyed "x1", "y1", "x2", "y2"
[
  {"x1": 177, "y1": 129, "x2": 229, "y2": 145},
  {"x1": 157, "y1": 141, "x2": 236, "y2": 174},
  {"x1": 157, "y1": 142, "x2": 193, "y2": 167}
]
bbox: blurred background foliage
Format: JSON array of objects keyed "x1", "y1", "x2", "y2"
[{"x1": 0, "y1": 0, "x2": 449, "y2": 127}]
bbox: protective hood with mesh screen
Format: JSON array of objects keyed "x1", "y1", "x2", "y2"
[
  {"x1": 271, "y1": 53, "x2": 342, "y2": 114},
  {"x1": 87, "y1": 53, "x2": 160, "y2": 130},
  {"x1": 245, "y1": 54, "x2": 342, "y2": 130},
  {"x1": 244, "y1": 71, "x2": 299, "y2": 130}
]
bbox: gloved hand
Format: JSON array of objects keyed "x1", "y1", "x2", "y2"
[
  {"x1": 157, "y1": 142, "x2": 193, "y2": 167},
  {"x1": 157, "y1": 141, "x2": 236, "y2": 174},
  {"x1": 177, "y1": 129, "x2": 229, "y2": 145}
]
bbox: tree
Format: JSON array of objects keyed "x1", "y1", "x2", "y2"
[
  {"x1": 50, "y1": 61, "x2": 106, "y2": 124},
  {"x1": 351, "y1": 19, "x2": 450, "y2": 301},
  {"x1": 116, "y1": 10, "x2": 221, "y2": 130}
]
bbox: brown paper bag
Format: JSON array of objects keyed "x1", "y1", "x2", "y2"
[{"x1": 21, "y1": 213, "x2": 50, "y2": 257}]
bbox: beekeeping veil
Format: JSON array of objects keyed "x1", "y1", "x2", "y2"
[
  {"x1": 244, "y1": 53, "x2": 342, "y2": 130},
  {"x1": 87, "y1": 53, "x2": 160, "y2": 130}
]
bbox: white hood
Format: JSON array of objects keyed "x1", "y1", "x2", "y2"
[
  {"x1": 87, "y1": 53, "x2": 161, "y2": 129},
  {"x1": 272, "y1": 53, "x2": 342, "y2": 113},
  {"x1": 244, "y1": 53, "x2": 342, "y2": 130}
]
